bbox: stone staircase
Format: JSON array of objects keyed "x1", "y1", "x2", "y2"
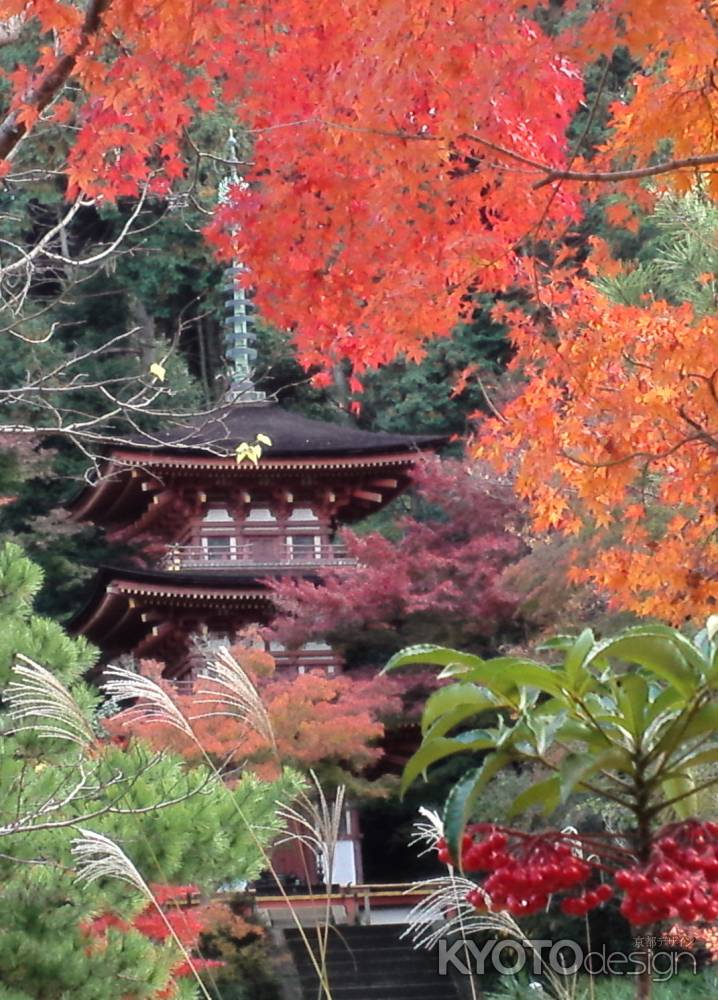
[{"x1": 283, "y1": 923, "x2": 461, "y2": 1000}]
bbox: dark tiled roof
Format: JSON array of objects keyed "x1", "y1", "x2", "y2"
[
  {"x1": 84, "y1": 564, "x2": 271, "y2": 590},
  {"x1": 132, "y1": 402, "x2": 445, "y2": 457},
  {"x1": 67, "y1": 564, "x2": 275, "y2": 632}
]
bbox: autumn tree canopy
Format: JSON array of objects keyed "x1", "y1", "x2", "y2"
[
  {"x1": 269, "y1": 458, "x2": 525, "y2": 655},
  {"x1": 7, "y1": 2, "x2": 718, "y2": 617},
  {"x1": 106, "y1": 648, "x2": 402, "y2": 779}
]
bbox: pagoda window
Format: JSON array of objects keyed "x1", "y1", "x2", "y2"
[
  {"x1": 287, "y1": 507, "x2": 319, "y2": 523},
  {"x1": 202, "y1": 534, "x2": 236, "y2": 562},
  {"x1": 199, "y1": 507, "x2": 237, "y2": 564},
  {"x1": 287, "y1": 533, "x2": 322, "y2": 562},
  {"x1": 286, "y1": 506, "x2": 325, "y2": 562},
  {"x1": 241, "y1": 505, "x2": 281, "y2": 564}
]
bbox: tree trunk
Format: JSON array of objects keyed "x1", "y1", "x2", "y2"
[
  {"x1": 330, "y1": 361, "x2": 351, "y2": 422},
  {"x1": 197, "y1": 313, "x2": 211, "y2": 405},
  {"x1": 128, "y1": 296, "x2": 156, "y2": 368},
  {"x1": 634, "y1": 782, "x2": 653, "y2": 1000},
  {"x1": 0, "y1": 15, "x2": 25, "y2": 48},
  {"x1": 635, "y1": 961, "x2": 652, "y2": 1000}
]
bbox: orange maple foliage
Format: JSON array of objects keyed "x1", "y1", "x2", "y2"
[
  {"x1": 105, "y1": 653, "x2": 401, "y2": 774},
  {"x1": 9, "y1": 2, "x2": 718, "y2": 617},
  {"x1": 206, "y1": 4, "x2": 585, "y2": 369},
  {"x1": 4, "y1": 2, "x2": 717, "y2": 357},
  {"x1": 566, "y1": 1, "x2": 718, "y2": 196},
  {"x1": 479, "y1": 280, "x2": 718, "y2": 622},
  {"x1": 3, "y1": 0, "x2": 585, "y2": 366}
]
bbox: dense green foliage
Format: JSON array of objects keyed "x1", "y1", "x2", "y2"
[
  {"x1": 0, "y1": 542, "x2": 297, "y2": 999},
  {"x1": 389, "y1": 624, "x2": 718, "y2": 855}
]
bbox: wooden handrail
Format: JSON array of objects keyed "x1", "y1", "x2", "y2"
[{"x1": 158, "y1": 539, "x2": 357, "y2": 572}]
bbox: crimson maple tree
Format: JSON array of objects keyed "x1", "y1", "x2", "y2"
[{"x1": 268, "y1": 457, "x2": 525, "y2": 654}]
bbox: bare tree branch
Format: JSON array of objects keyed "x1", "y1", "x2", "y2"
[{"x1": 0, "y1": 15, "x2": 25, "y2": 48}]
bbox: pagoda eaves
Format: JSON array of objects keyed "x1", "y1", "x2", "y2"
[
  {"x1": 70, "y1": 402, "x2": 444, "y2": 532},
  {"x1": 69, "y1": 400, "x2": 445, "y2": 671}
]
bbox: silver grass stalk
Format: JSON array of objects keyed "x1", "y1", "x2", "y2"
[
  {"x1": 192, "y1": 646, "x2": 276, "y2": 751},
  {"x1": 276, "y1": 771, "x2": 345, "y2": 886},
  {"x1": 102, "y1": 665, "x2": 196, "y2": 740},
  {"x1": 276, "y1": 772, "x2": 345, "y2": 999},
  {"x1": 404, "y1": 875, "x2": 576, "y2": 1000},
  {"x1": 72, "y1": 830, "x2": 213, "y2": 1000},
  {"x1": 403, "y1": 811, "x2": 579, "y2": 1000},
  {"x1": 403, "y1": 874, "x2": 514, "y2": 949},
  {"x1": 72, "y1": 828, "x2": 151, "y2": 893},
  {"x1": 106, "y1": 661, "x2": 332, "y2": 997},
  {"x1": 409, "y1": 806, "x2": 445, "y2": 856},
  {"x1": 5, "y1": 654, "x2": 95, "y2": 747}
]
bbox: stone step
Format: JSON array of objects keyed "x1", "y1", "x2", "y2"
[
  {"x1": 286, "y1": 939, "x2": 427, "y2": 957},
  {"x1": 294, "y1": 956, "x2": 437, "y2": 980},
  {"x1": 284, "y1": 927, "x2": 415, "y2": 949},
  {"x1": 287, "y1": 950, "x2": 436, "y2": 974},
  {"x1": 285, "y1": 922, "x2": 412, "y2": 936},
  {"x1": 294, "y1": 968, "x2": 439, "y2": 988},
  {"x1": 292, "y1": 980, "x2": 452, "y2": 1000},
  {"x1": 282, "y1": 923, "x2": 459, "y2": 1000}
]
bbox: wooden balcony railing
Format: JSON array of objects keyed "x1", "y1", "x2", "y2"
[{"x1": 158, "y1": 539, "x2": 356, "y2": 573}]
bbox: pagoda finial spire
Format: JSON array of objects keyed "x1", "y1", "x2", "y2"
[{"x1": 220, "y1": 130, "x2": 266, "y2": 404}]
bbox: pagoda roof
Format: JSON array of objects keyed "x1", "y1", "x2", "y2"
[
  {"x1": 69, "y1": 564, "x2": 277, "y2": 656},
  {"x1": 69, "y1": 402, "x2": 446, "y2": 527},
  {"x1": 129, "y1": 401, "x2": 445, "y2": 459}
]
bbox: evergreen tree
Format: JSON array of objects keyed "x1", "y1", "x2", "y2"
[
  {"x1": 0, "y1": 542, "x2": 297, "y2": 1000},
  {"x1": 598, "y1": 190, "x2": 718, "y2": 313}
]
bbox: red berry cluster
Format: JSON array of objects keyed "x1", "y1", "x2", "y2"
[
  {"x1": 436, "y1": 825, "x2": 610, "y2": 918},
  {"x1": 560, "y1": 884, "x2": 614, "y2": 917},
  {"x1": 437, "y1": 820, "x2": 718, "y2": 927},
  {"x1": 435, "y1": 823, "x2": 510, "y2": 870},
  {"x1": 616, "y1": 821, "x2": 718, "y2": 927}
]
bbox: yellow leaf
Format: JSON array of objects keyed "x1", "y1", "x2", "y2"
[
  {"x1": 150, "y1": 362, "x2": 166, "y2": 381},
  {"x1": 235, "y1": 441, "x2": 262, "y2": 466},
  {"x1": 256, "y1": 433, "x2": 273, "y2": 447}
]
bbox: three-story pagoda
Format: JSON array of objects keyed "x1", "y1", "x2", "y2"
[
  {"x1": 69, "y1": 398, "x2": 442, "y2": 675},
  {"x1": 68, "y1": 205, "x2": 444, "y2": 887}
]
